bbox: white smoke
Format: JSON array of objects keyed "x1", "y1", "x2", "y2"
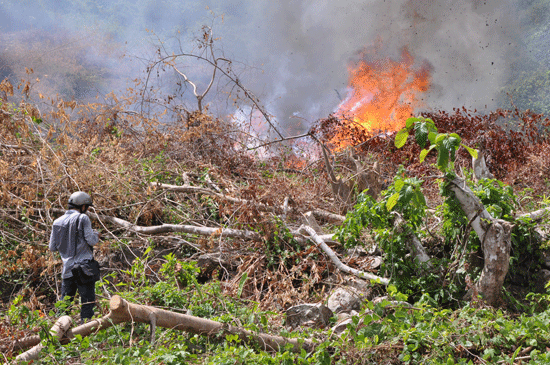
[{"x1": 0, "y1": 0, "x2": 524, "y2": 133}]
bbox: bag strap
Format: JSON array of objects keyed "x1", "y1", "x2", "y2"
[
  {"x1": 72, "y1": 213, "x2": 94, "y2": 259},
  {"x1": 73, "y1": 213, "x2": 82, "y2": 258}
]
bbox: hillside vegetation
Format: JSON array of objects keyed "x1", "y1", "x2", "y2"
[{"x1": 1, "y1": 63, "x2": 550, "y2": 364}]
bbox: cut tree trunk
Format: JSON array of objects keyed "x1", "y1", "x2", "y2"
[
  {"x1": 448, "y1": 177, "x2": 512, "y2": 306},
  {"x1": 13, "y1": 316, "x2": 72, "y2": 364},
  {"x1": 11, "y1": 312, "x2": 125, "y2": 352}
]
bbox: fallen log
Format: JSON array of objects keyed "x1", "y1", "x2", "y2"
[
  {"x1": 48, "y1": 208, "x2": 339, "y2": 247},
  {"x1": 107, "y1": 295, "x2": 315, "y2": 352},
  {"x1": 298, "y1": 224, "x2": 390, "y2": 285},
  {"x1": 49, "y1": 208, "x2": 262, "y2": 240},
  {"x1": 11, "y1": 312, "x2": 124, "y2": 352},
  {"x1": 96, "y1": 214, "x2": 263, "y2": 240},
  {"x1": 11, "y1": 296, "x2": 315, "y2": 355},
  {"x1": 14, "y1": 316, "x2": 72, "y2": 364},
  {"x1": 312, "y1": 209, "x2": 346, "y2": 224},
  {"x1": 518, "y1": 206, "x2": 550, "y2": 222},
  {"x1": 95, "y1": 210, "x2": 338, "y2": 245}
]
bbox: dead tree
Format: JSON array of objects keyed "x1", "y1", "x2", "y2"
[
  {"x1": 321, "y1": 143, "x2": 354, "y2": 211},
  {"x1": 448, "y1": 177, "x2": 512, "y2": 305},
  {"x1": 144, "y1": 25, "x2": 283, "y2": 139}
]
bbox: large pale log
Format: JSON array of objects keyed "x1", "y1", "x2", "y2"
[
  {"x1": 298, "y1": 225, "x2": 390, "y2": 285},
  {"x1": 518, "y1": 206, "x2": 550, "y2": 221},
  {"x1": 108, "y1": 295, "x2": 314, "y2": 353},
  {"x1": 98, "y1": 216, "x2": 262, "y2": 240},
  {"x1": 14, "y1": 316, "x2": 72, "y2": 364},
  {"x1": 50, "y1": 208, "x2": 262, "y2": 240},
  {"x1": 12, "y1": 297, "x2": 315, "y2": 354},
  {"x1": 50, "y1": 208, "x2": 338, "y2": 245},
  {"x1": 448, "y1": 177, "x2": 512, "y2": 306},
  {"x1": 312, "y1": 209, "x2": 346, "y2": 224}
]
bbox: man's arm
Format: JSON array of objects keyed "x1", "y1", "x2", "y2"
[
  {"x1": 49, "y1": 227, "x2": 58, "y2": 252},
  {"x1": 80, "y1": 215, "x2": 99, "y2": 247}
]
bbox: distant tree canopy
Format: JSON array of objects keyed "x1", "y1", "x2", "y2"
[{"x1": 499, "y1": 0, "x2": 550, "y2": 113}]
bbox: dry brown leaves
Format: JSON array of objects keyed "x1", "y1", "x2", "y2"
[
  {"x1": 0, "y1": 79, "x2": 343, "y2": 314},
  {"x1": 312, "y1": 107, "x2": 550, "y2": 209}
]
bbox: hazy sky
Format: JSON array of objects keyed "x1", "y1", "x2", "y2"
[{"x1": 0, "y1": 0, "x2": 524, "y2": 133}]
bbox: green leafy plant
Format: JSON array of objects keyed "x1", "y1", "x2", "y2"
[
  {"x1": 395, "y1": 116, "x2": 478, "y2": 171},
  {"x1": 336, "y1": 169, "x2": 457, "y2": 302}
]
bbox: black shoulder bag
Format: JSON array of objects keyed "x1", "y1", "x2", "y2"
[{"x1": 71, "y1": 214, "x2": 101, "y2": 284}]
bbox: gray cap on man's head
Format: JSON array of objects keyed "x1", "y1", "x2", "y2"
[{"x1": 69, "y1": 191, "x2": 93, "y2": 206}]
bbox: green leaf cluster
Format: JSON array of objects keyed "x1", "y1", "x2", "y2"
[{"x1": 395, "y1": 117, "x2": 477, "y2": 171}]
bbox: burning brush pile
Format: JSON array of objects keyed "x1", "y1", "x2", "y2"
[{"x1": 312, "y1": 45, "x2": 550, "y2": 199}]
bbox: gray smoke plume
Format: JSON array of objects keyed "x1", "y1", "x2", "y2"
[
  {"x1": 251, "y1": 0, "x2": 521, "y2": 131},
  {"x1": 0, "y1": 0, "x2": 527, "y2": 133}
]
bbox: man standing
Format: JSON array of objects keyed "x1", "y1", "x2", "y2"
[{"x1": 49, "y1": 191, "x2": 99, "y2": 323}]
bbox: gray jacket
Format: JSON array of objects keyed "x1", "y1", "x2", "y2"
[{"x1": 49, "y1": 210, "x2": 99, "y2": 279}]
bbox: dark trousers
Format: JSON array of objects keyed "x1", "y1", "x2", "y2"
[{"x1": 60, "y1": 275, "x2": 96, "y2": 320}]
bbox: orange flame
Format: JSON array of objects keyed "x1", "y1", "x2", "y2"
[{"x1": 337, "y1": 47, "x2": 431, "y2": 134}]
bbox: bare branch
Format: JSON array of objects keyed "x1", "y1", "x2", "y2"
[
  {"x1": 298, "y1": 224, "x2": 390, "y2": 285},
  {"x1": 144, "y1": 50, "x2": 283, "y2": 139},
  {"x1": 247, "y1": 133, "x2": 313, "y2": 151},
  {"x1": 517, "y1": 206, "x2": 550, "y2": 222},
  {"x1": 171, "y1": 63, "x2": 199, "y2": 98},
  {"x1": 14, "y1": 316, "x2": 72, "y2": 363}
]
